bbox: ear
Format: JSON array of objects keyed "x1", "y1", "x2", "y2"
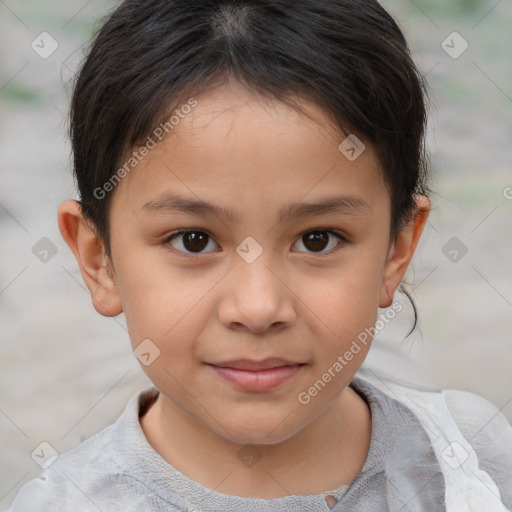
[
  {"x1": 379, "y1": 195, "x2": 431, "y2": 308},
  {"x1": 57, "y1": 199, "x2": 123, "y2": 317}
]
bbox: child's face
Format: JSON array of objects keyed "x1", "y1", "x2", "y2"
[{"x1": 61, "y1": 79, "x2": 427, "y2": 445}]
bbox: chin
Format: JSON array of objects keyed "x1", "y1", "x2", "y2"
[{"x1": 216, "y1": 416, "x2": 302, "y2": 447}]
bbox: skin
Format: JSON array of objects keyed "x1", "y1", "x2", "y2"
[{"x1": 58, "y1": 78, "x2": 430, "y2": 499}]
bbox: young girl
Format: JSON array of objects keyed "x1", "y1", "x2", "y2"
[{"x1": 8, "y1": 0, "x2": 512, "y2": 510}]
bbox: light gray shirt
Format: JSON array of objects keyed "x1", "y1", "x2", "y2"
[{"x1": 7, "y1": 375, "x2": 512, "y2": 511}]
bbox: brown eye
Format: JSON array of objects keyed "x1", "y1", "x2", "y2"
[
  {"x1": 166, "y1": 230, "x2": 218, "y2": 254},
  {"x1": 292, "y1": 230, "x2": 345, "y2": 254},
  {"x1": 303, "y1": 231, "x2": 329, "y2": 252}
]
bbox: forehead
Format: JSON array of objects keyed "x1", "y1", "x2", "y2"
[{"x1": 111, "y1": 80, "x2": 388, "y2": 219}]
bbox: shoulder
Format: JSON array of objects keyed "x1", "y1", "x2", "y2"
[
  {"x1": 441, "y1": 387, "x2": 512, "y2": 505},
  {"x1": 441, "y1": 387, "x2": 512, "y2": 445},
  {"x1": 387, "y1": 380, "x2": 512, "y2": 457},
  {"x1": 7, "y1": 388, "x2": 159, "y2": 512},
  {"x1": 7, "y1": 423, "x2": 120, "y2": 511},
  {"x1": 368, "y1": 375, "x2": 512, "y2": 509},
  {"x1": 355, "y1": 372, "x2": 512, "y2": 451}
]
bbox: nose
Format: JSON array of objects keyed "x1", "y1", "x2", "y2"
[{"x1": 217, "y1": 255, "x2": 297, "y2": 334}]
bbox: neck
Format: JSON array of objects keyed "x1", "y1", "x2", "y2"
[{"x1": 140, "y1": 384, "x2": 372, "y2": 498}]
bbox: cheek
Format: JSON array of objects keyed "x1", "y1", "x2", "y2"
[
  {"x1": 113, "y1": 252, "x2": 194, "y2": 347},
  {"x1": 313, "y1": 256, "x2": 383, "y2": 324},
  {"x1": 303, "y1": 256, "x2": 383, "y2": 365}
]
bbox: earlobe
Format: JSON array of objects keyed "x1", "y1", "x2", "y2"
[
  {"x1": 57, "y1": 200, "x2": 123, "y2": 317},
  {"x1": 379, "y1": 195, "x2": 431, "y2": 308}
]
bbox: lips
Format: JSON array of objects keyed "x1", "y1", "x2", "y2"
[
  {"x1": 209, "y1": 358, "x2": 302, "y2": 371},
  {"x1": 206, "y1": 358, "x2": 305, "y2": 391}
]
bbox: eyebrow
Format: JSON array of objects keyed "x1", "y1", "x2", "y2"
[{"x1": 142, "y1": 193, "x2": 370, "y2": 223}]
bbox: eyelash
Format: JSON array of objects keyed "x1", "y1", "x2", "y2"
[{"x1": 162, "y1": 228, "x2": 348, "y2": 258}]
